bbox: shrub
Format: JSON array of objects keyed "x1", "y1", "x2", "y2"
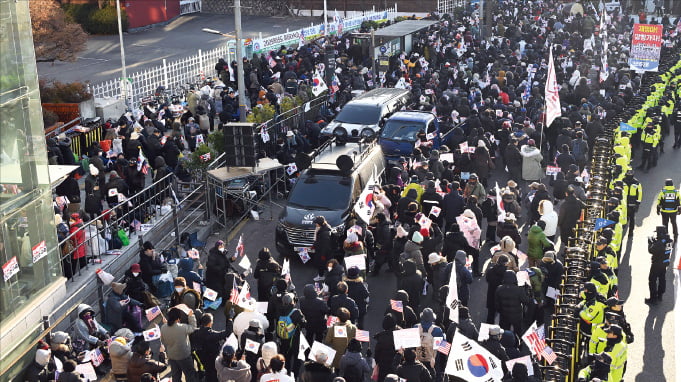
[
  {"x1": 62, "y1": 3, "x2": 127, "y2": 34},
  {"x1": 207, "y1": 130, "x2": 224, "y2": 154},
  {"x1": 187, "y1": 144, "x2": 216, "y2": 172},
  {"x1": 246, "y1": 104, "x2": 276, "y2": 123},
  {"x1": 39, "y1": 79, "x2": 92, "y2": 103}
]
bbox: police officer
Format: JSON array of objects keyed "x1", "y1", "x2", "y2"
[
  {"x1": 645, "y1": 226, "x2": 674, "y2": 304},
  {"x1": 656, "y1": 179, "x2": 681, "y2": 237},
  {"x1": 622, "y1": 169, "x2": 642, "y2": 236},
  {"x1": 604, "y1": 298, "x2": 634, "y2": 344},
  {"x1": 603, "y1": 324, "x2": 628, "y2": 382},
  {"x1": 578, "y1": 352, "x2": 612, "y2": 382},
  {"x1": 576, "y1": 282, "x2": 607, "y2": 336},
  {"x1": 638, "y1": 123, "x2": 658, "y2": 172}
]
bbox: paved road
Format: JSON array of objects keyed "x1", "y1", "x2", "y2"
[
  {"x1": 194, "y1": 136, "x2": 677, "y2": 381},
  {"x1": 37, "y1": 13, "x2": 318, "y2": 85}
]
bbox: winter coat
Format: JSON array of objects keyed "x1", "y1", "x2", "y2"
[
  {"x1": 538, "y1": 201, "x2": 558, "y2": 237},
  {"x1": 442, "y1": 189, "x2": 466, "y2": 225},
  {"x1": 300, "y1": 284, "x2": 329, "y2": 334},
  {"x1": 325, "y1": 263, "x2": 345, "y2": 296},
  {"x1": 190, "y1": 326, "x2": 229, "y2": 372},
  {"x1": 139, "y1": 251, "x2": 165, "y2": 290},
  {"x1": 205, "y1": 247, "x2": 232, "y2": 297},
  {"x1": 215, "y1": 358, "x2": 251, "y2": 382},
  {"x1": 463, "y1": 182, "x2": 486, "y2": 204},
  {"x1": 160, "y1": 313, "x2": 197, "y2": 361},
  {"x1": 485, "y1": 263, "x2": 507, "y2": 310},
  {"x1": 495, "y1": 271, "x2": 529, "y2": 324},
  {"x1": 396, "y1": 359, "x2": 433, "y2": 382},
  {"x1": 558, "y1": 194, "x2": 585, "y2": 231},
  {"x1": 298, "y1": 361, "x2": 335, "y2": 382},
  {"x1": 496, "y1": 222, "x2": 522, "y2": 245},
  {"x1": 520, "y1": 145, "x2": 543, "y2": 181},
  {"x1": 345, "y1": 276, "x2": 370, "y2": 316},
  {"x1": 455, "y1": 260, "x2": 473, "y2": 304},
  {"x1": 473, "y1": 146, "x2": 492, "y2": 179},
  {"x1": 324, "y1": 321, "x2": 357, "y2": 368},
  {"x1": 527, "y1": 225, "x2": 553, "y2": 260},
  {"x1": 328, "y1": 293, "x2": 360, "y2": 323},
  {"x1": 339, "y1": 351, "x2": 372, "y2": 382},
  {"x1": 401, "y1": 240, "x2": 426, "y2": 274},
  {"x1": 398, "y1": 261, "x2": 425, "y2": 310},
  {"x1": 421, "y1": 188, "x2": 443, "y2": 218},
  {"x1": 254, "y1": 257, "x2": 282, "y2": 301},
  {"x1": 24, "y1": 361, "x2": 50, "y2": 382},
  {"x1": 127, "y1": 352, "x2": 167, "y2": 382},
  {"x1": 104, "y1": 292, "x2": 142, "y2": 333},
  {"x1": 68, "y1": 219, "x2": 86, "y2": 260},
  {"x1": 74, "y1": 304, "x2": 108, "y2": 346},
  {"x1": 442, "y1": 230, "x2": 470, "y2": 261},
  {"x1": 146, "y1": 134, "x2": 163, "y2": 161},
  {"x1": 109, "y1": 339, "x2": 132, "y2": 375},
  {"x1": 314, "y1": 224, "x2": 334, "y2": 267},
  {"x1": 178, "y1": 258, "x2": 203, "y2": 288},
  {"x1": 57, "y1": 371, "x2": 85, "y2": 382}
]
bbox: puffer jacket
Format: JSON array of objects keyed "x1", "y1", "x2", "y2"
[
  {"x1": 527, "y1": 225, "x2": 553, "y2": 260},
  {"x1": 300, "y1": 284, "x2": 329, "y2": 334},
  {"x1": 344, "y1": 276, "x2": 369, "y2": 316},
  {"x1": 74, "y1": 304, "x2": 108, "y2": 346},
  {"x1": 396, "y1": 359, "x2": 433, "y2": 382},
  {"x1": 299, "y1": 361, "x2": 335, "y2": 382},
  {"x1": 339, "y1": 351, "x2": 372, "y2": 381},
  {"x1": 127, "y1": 352, "x2": 167, "y2": 382},
  {"x1": 494, "y1": 270, "x2": 529, "y2": 324},
  {"x1": 520, "y1": 145, "x2": 543, "y2": 181},
  {"x1": 401, "y1": 240, "x2": 426, "y2": 274},
  {"x1": 539, "y1": 200, "x2": 558, "y2": 237},
  {"x1": 398, "y1": 261, "x2": 425, "y2": 310},
  {"x1": 177, "y1": 258, "x2": 203, "y2": 288},
  {"x1": 215, "y1": 357, "x2": 251, "y2": 382},
  {"x1": 109, "y1": 339, "x2": 132, "y2": 375}
]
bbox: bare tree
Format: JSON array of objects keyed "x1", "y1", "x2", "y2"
[{"x1": 30, "y1": 0, "x2": 88, "y2": 63}]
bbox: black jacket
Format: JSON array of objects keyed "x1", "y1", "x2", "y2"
[
  {"x1": 190, "y1": 326, "x2": 230, "y2": 369},
  {"x1": 300, "y1": 284, "x2": 329, "y2": 334},
  {"x1": 314, "y1": 224, "x2": 334, "y2": 267},
  {"x1": 324, "y1": 264, "x2": 344, "y2": 296},
  {"x1": 298, "y1": 361, "x2": 335, "y2": 382},
  {"x1": 494, "y1": 271, "x2": 529, "y2": 323},
  {"x1": 345, "y1": 277, "x2": 370, "y2": 316},
  {"x1": 328, "y1": 293, "x2": 359, "y2": 322},
  {"x1": 205, "y1": 248, "x2": 232, "y2": 296},
  {"x1": 254, "y1": 257, "x2": 282, "y2": 301},
  {"x1": 485, "y1": 262, "x2": 508, "y2": 310},
  {"x1": 398, "y1": 261, "x2": 425, "y2": 311},
  {"x1": 396, "y1": 359, "x2": 433, "y2": 382},
  {"x1": 442, "y1": 189, "x2": 466, "y2": 225},
  {"x1": 558, "y1": 194, "x2": 585, "y2": 230},
  {"x1": 139, "y1": 252, "x2": 165, "y2": 289}
]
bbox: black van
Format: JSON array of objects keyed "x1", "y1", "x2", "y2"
[{"x1": 275, "y1": 139, "x2": 385, "y2": 258}]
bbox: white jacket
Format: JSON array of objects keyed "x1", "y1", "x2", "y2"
[{"x1": 539, "y1": 200, "x2": 558, "y2": 237}]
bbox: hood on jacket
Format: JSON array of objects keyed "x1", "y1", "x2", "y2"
[
  {"x1": 500, "y1": 330, "x2": 518, "y2": 349},
  {"x1": 179, "y1": 258, "x2": 195, "y2": 273},
  {"x1": 154, "y1": 156, "x2": 167, "y2": 169},
  {"x1": 529, "y1": 225, "x2": 544, "y2": 234},
  {"x1": 382, "y1": 314, "x2": 397, "y2": 330},
  {"x1": 77, "y1": 304, "x2": 95, "y2": 318},
  {"x1": 539, "y1": 200, "x2": 554, "y2": 215},
  {"x1": 520, "y1": 145, "x2": 539, "y2": 156},
  {"x1": 394, "y1": 290, "x2": 410, "y2": 304},
  {"x1": 261, "y1": 342, "x2": 278, "y2": 366},
  {"x1": 502, "y1": 270, "x2": 517, "y2": 285},
  {"x1": 403, "y1": 260, "x2": 417, "y2": 276},
  {"x1": 404, "y1": 240, "x2": 422, "y2": 252},
  {"x1": 303, "y1": 284, "x2": 317, "y2": 299},
  {"x1": 406, "y1": 188, "x2": 418, "y2": 199}
]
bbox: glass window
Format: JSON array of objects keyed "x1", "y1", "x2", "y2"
[
  {"x1": 334, "y1": 104, "x2": 382, "y2": 125},
  {"x1": 287, "y1": 175, "x2": 351, "y2": 211}
]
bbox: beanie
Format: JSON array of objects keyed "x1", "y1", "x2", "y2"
[
  {"x1": 35, "y1": 349, "x2": 51, "y2": 366},
  {"x1": 412, "y1": 231, "x2": 424, "y2": 244}
]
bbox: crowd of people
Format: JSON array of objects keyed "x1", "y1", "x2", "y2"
[{"x1": 36, "y1": 0, "x2": 681, "y2": 381}]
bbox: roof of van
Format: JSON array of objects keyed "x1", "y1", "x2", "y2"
[
  {"x1": 309, "y1": 141, "x2": 369, "y2": 169},
  {"x1": 387, "y1": 111, "x2": 436, "y2": 123},
  {"x1": 351, "y1": 88, "x2": 411, "y2": 104}
]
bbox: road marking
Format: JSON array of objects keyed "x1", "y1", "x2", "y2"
[{"x1": 77, "y1": 57, "x2": 109, "y2": 61}]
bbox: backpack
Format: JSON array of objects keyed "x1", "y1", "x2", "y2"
[
  {"x1": 276, "y1": 309, "x2": 297, "y2": 340},
  {"x1": 572, "y1": 139, "x2": 586, "y2": 160},
  {"x1": 416, "y1": 324, "x2": 436, "y2": 365},
  {"x1": 342, "y1": 362, "x2": 363, "y2": 382}
]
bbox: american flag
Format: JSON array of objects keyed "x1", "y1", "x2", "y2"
[
  {"x1": 137, "y1": 149, "x2": 149, "y2": 175},
  {"x1": 390, "y1": 299, "x2": 403, "y2": 313},
  {"x1": 235, "y1": 234, "x2": 244, "y2": 257},
  {"x1": 522, "y1": 324, "x2": 547, "y2": 359},
  {"x1": 355, "y1": 330, "x2": 370, "y2": 342},
  {"x1": 536, "y1": 325, "x2": 546, "y2": 341},
  {"x1": 437, "y1": 340, "x2": 452, "y2": 355},
  {"x1": 145, "y1": 306, "x2": 161, "y2": 321},
  {"x1": 540, "y1": 346, "x2": 557, "y2": 364},
  {"x1": 91, "y1": 348, "x2": 105, "y2": 367},
  {"x1": 230, "y1": 279, "x2": 240, "y2": 304}
]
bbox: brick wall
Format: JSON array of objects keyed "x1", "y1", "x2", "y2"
[{"x1": 201, "y1": 0, "x2": 289, "y2": 16}]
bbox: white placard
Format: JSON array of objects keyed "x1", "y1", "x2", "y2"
[
  {"x1": 344, "y1": 254, "x2": 366, "y2": 271},
  {"x1": 546, "y1": 286, "x2": 561, "y2": 300},
  {"x1": 256, "y1": 301, "x2": 268, "y2": 314},
  {"x1": 308, "y1": 341, "x2": 336, "y2": 366},
  {"x1": 204, "y1": 288, "x2": 218, "y2": 301},
  {"x1": 506, "y1": 355, "x2": 535, "y2": 376},
  {"x1": 392, "y1": 328, "x2": 421, "y2": 350}
]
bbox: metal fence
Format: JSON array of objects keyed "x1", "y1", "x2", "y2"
[
  {"x1": 58, "y1": 172, "x2": 207, "y2": 282},
  {"x1": 437, "y1": 0, "x2": 466, "y2": 14},
  {"x1": 180, "y1": 0, "x2": 202, "y2": 15},
  {"x1": 89, "y1": 46, "x2": 232, "y2": 108}
]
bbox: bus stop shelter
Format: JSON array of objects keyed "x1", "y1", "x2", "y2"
[{"x1": 373, "y1": 19, "x2": 438, "y2": 57}]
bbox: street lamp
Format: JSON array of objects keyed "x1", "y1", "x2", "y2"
[
  {"x1": 202, "y1": 0, "x2": 247, "y2": 122},
  {"x1": 115, "y1": 0, "x2": 129, "y2": 109}
]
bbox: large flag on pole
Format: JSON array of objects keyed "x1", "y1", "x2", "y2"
[
  {"x1": 599, "y1": 9, "x2": 609, "y2": 83},
  {"x1": 544, "y1": 45, "x2": 561, "y2": 129},
  {"x1": 445, "y1": 331, "x2": 504, "y2": 381}
]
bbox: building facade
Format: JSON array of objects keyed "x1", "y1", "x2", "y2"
[{"x1": 0, "y1": 0, "x2": 68, "y2": 379}]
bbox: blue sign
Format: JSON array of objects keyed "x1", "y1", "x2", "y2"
[
  {"x1": 619, "y1": 122, "x2": 636, "y2": 132},
  {"x1": 593, "y1": 218, "x2": 615, "y2": 231},
  {"x1": 380, "y1": 45, "x2": 387, "y2": 54}
]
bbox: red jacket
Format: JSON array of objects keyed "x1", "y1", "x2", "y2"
[{"x1": 69, "y1": 219, "x2": 86, "y2": 259}]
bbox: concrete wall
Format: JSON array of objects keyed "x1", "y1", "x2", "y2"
[{"x1": 201, "y1": 0, "x2": 289, "y2": 16}]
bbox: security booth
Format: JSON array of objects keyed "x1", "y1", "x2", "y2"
[{"x1": 372, "y1": 20, "x2": 438, "y2": 57}]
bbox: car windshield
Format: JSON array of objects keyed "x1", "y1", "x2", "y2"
[
  {"x1": 334, "y1": 104, "x2": 382, "y2": 125},
  {"x1": 380, "y1": 120, "x2": 426, "y2": 141},
  {"x1": 288, "y1": 175, "x2": 351, "y2": 210}
]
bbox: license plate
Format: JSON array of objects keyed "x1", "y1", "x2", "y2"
[{"x1": 294, "y1": 246, "x2": 315, "y2": 253}]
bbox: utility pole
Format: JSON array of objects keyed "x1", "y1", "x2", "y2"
[
  {"x1": 115, "y1": 0, "x2": 129, "y2": 109},
  {"x1": 324, "y1": 0, "x2": 328, "y2": 36},
  {"x1": 235, "y1": 0, "x2": 247, "y2": 121}
]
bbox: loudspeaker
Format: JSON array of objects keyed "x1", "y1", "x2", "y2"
[{"x1": 223, "y1": 123, "x2": 258, "y2": 167}]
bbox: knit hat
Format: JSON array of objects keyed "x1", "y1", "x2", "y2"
[
  {"x1": 114, "y1": 328, "x2": 135, "y2": 343},
  {"x1": 51, "y1": 331, "x2": 69, "y2": 345},
  {"x1": 455, "y1": 250, "x2": 467, "y2": 265},
  {"x1": 347, "y1": 266, "x2": 360, "y2": 279},
  {"x1": 249, "y1": 319, "x2": 262, "y2": 329},
  {"x1": 500, "y1": 236, "x2": 516, "y2": 252},
  {"x1": 130, "y1": 263, "x2": 141, "y2": 273},
  {"x1": 111, "y1": 282, "x2": 126, "y2": 295},
  {"x1": 35, "y1": 348, "x2": 51, "y2": 366},
  {"x1": 411, "y1": 231, "x2": 424, "y2": 244},
  {"x1": 428, "y1": 253, "x2": 443, "y2": 264},
  {"x1": 462, "y1": 209, "x2": 475, "y2": 219},
  {"x1": 419, "y1": 227, "x2": 430, "y2": 238}
]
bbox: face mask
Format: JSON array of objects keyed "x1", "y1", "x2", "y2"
[
  {"x1": 327, "y1": 266, "x2": 332, "y2": 272},
  {"x1": 219, "y1": 247, "x2": 225, "y2": 252},
  {"x1": 132, "y1": 272, "x2": 139, "y2": 277},
  {"x1": 175, "y1": 287, "x2": 184, "y2": 293}
]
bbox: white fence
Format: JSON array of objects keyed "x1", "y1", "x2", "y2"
[
  {"x1": 180, "y1": 0, "x2": 202, "y2": 15},
  {"x1": 90, "y1": 45, "x2": 232, "y2": 107},
  {"x1": 89, "y1": 7, "x2": 397, "y2": 108}
]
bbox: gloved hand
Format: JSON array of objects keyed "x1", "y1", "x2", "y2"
[{"x1": 657, "y1": 209, "x2": 661, "y2": 215}]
